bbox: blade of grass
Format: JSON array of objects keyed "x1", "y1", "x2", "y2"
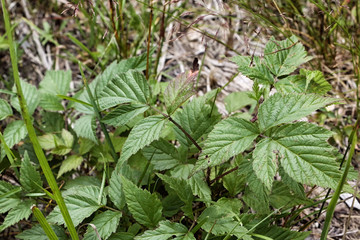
[
  {"x1": 67, "y1": 33, "x2": 100, "y2": 65},
  {"x1": 1, "y1": 1, "x2": 79, "y2": 239},
  {"x1": 320, "y1": 119, "x2": 359, "y2": 240},
  {"x1": 32, "y1": 206, "x2": 59, "y2": 240}
]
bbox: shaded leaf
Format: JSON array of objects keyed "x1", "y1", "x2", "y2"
[
  {"x1": 0, "y1": 181, "x2": 21, "y2": 214},
  {"x1": 121, "y1": 176, "x2": 162, "y2": 228},
  {"x1": 224, "y1": 91, "x2": 257, "y2": 113},
  {"x1": 258, "y1": 93, "x2": 338, "y2": 131},
  {"x1": 269, "y1": 181, "x2": 312, "y2": 209},
  {"x1": 157, "y1": 173, "x2": 193, "y2": 217},
  {"x1": 120, "y1": 115, "x2": 167, "y2": 164},
  {"x1": 20, "y1": 151, "x2": 43, "y2": 192},
  {"x1": 142, "y1": 138, "x2": 181, "y2": 171}
]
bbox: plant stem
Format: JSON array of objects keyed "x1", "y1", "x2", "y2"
[
  {"x1": 145, "y1": 0, "x2": 153, "y2": 80},
  {"x1": 209, "y1": 166, "x2": 238, "y2": 185},
  {"x1": 149, "y1": 105, "x2": 202, "y2": 151}
]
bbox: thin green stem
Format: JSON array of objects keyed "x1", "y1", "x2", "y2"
[{"x1": 32, "y1": 206, "x2": 59, "y2": 240}]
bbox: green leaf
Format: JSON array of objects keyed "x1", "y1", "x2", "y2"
[
  {"x1": 39, "y1": 70, "x2": 71, "y2": 95},
  {"x1": 0, "y1": 199, "x2": 34, "y2": 232},
  {"x1": 231, "y1": 56, "x2": 274, "y2": 85},
  {"x1": 269, "y1": 181, "x2": 312, "y2": 209},
  {"x1": 0, "y1": 181, "x2": 21, "y2": 214},
  {"x1": 252, "y1": 138, "x2": 278, "y2": 190},
  {"x1": 3, "y1": 120, "x2": 27, "y2": 148},
  {"x1": 172, "y1": 96, "x2": 221, "y2": 148},
  {"x1": 257, "y1": 93, "x2": 338, "y2": 131},
  {"x1": 39, "y1": 93, "x2": 64, "y2": 111},
  {"x1": 20, "y1": 151, "x2": 43, "y2": 192},
  {"x1": 121, "y1": 176, "x2": 163, "y2": 228},
  {"x1": 254, "y1": 225, "x2": 310, "y2": 240},
  {"x1": 256, "y1": 122, "x2": 341, "y2": 189},
  {"x1": 38, "y1": 133, "x2": 61, "y2": 150},
  {"x1": 120, "y1": 115, "x2": 167, "y2": 164},
  {"x1": 224, "y1": 91, "x2": 257, "y2": 113},
  {"x1": 98, "y1": 70, "x2": 150, "y2": 110},
  {"x1": 75, "y1": 53, "x2": 148, "y2": 114},
  {"x1": 164, "y1": 70, "x2": 197, "y2": 115},
  {"x1": 171, "y1": 164, "x2": 211, "y2": 202},
  {"x1": 47, "y1": 186, "x2": 105, "y2": 227},
  {"x1": 11, "y1": 79, "x2": 40, "y2": 115},
  {"x1": 61, "y1": 129, "x2": 73, "y2": 148},
  {"x1": 73, "y1": 115, "x2": 97, "y2": 143},
  {"x1": 109, "y1": 171, "x2": 125, "y2": 210},
  {"x1": 195, "y1": 117, "x2": 259, "y2": 172},
  {"x1": 39, "y1": 70, "x2": 71, "y2": 111},
  {"x1": 157, "y1": 174, "x2": 193, "y2": 217},
  {"x1": 135, "y1": 220, "x2": 193, "y2": 240},
  {"x1": 198, "y1": 201, "x2": 248, "y2": 238},
  {"x1": 142, "y1": 138, "x2": 181, "y2": 171},
  {"x1": 101, "y1": 103, "x2": 149, "y2": 127},
  {"x1": 264, "y1": 36, "x2": 312, "y2": 77},
  {"x1": 17, "y1": 224, "x2": 67, "y2": 240},
  {"x1": 275, "y1": 69, "x2": 331, "y2": 95},
  {"x1": 0, "y1": 99, "x2": 12, "y2": 120},
  {"x1": 84, "y1": 210, "x2": 122, "y2": 240},
  {"x1": 57, "y1": 155, "x2": 83, "y2": 178}
]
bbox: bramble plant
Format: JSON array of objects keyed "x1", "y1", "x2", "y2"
[{"x1": 0, "y1": 7, "x2": 354, "y2": 238}]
